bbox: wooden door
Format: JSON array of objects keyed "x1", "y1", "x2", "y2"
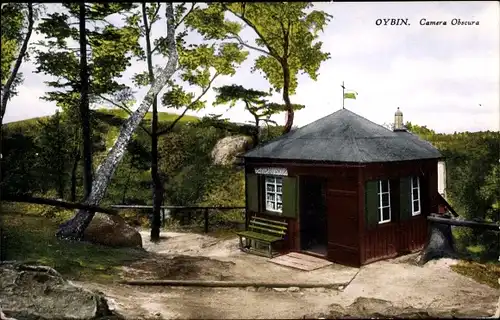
[{"x1": 326, "y1": 187, "x2": 360, "y2": 266}]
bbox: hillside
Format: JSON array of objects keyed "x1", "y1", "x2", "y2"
[
  {"x1": 2, "y1": 108, "x2": 264, "y2": 217},
  {"x1": 2, "y1": 111, "x2": 499, "y2": 260}
]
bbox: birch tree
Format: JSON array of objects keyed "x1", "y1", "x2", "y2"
[
  {"x1": 56, "y1": 3, "x2": 179, "y2": 239},
  {"x1": 101, "y1": 3, "x2": 248, "y2": 241}
]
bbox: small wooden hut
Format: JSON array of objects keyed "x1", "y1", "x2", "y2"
[{"x1": 241, "y1": 108, "x2": 443, "y2": 267}]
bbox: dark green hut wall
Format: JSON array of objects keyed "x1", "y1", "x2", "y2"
[{"x1": 282, "y1": 176, "x2": 298, "y2": 218}]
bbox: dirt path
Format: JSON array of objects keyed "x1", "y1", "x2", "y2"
[{"x1": 78, "y1": 231, "x2": 499, "y2": 319}]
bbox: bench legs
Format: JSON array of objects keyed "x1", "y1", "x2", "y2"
[
  {"x1": 238, "y1": 236, "x2": 275, "y2": 258},
  {"x1": 238, "y1": 235, "x2": 251, "y2": 250}
]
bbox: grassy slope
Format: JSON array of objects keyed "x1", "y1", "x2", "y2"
[{"x1": 2, "y1": 213, "x2": 147, "y2": 283}]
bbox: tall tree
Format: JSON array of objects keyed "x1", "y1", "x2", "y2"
[
  {"x1": 56, "y1": 3, "x2": 179, "y2": 240},
  {"x1": 79, "y1": 3, "x2": 92, "y2": 198},
  {"x1": 35, "y1": 3, "x2": 142, "y2": 201},
  {"x1": 186, "y1": 2, "x2": 332, "y2": 133},
  {"x1": 213, "y1": 84, "x2": 303, "y2": 144},
  {"x1": 102, "y1": 3, "x2": 248, "y2": 241},
  {"x1": 1, "y1": 3, "x2": 36, "y2": 207}
]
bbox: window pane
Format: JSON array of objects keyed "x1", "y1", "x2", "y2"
[
  {"x1": 265, "y1": 176, "x2": 275, "y2": 184},
  {"x1": 267, "y1": 184, "x2": 275, "y2": 192},
  {"x1": 267, "y1": 193, "x2": 275, "y2": 201},
  {"x1": 383, "y1": 207, "x2": 391, "y2": 221},
  {"x1": 275, "y1": 177, "x2": 283, "y2": 185},
  {"x1": 267, "y1": 201, "x2": 275, "y2": 210},
  {"x1": 276, "y1": 202, "x2": 282, "y2": 211},
  {"x1": 378, "y1": 208, "x2": 383, "y2": 222},
  {"x1": 277, "y1": 194, "x2": 282, "y2": 202},
  {"x1": 277, "y1": 185, "x2": 282, "y2": 193},
  {"x1": 412, "y1": 177, "x2": 419, "y2": 188},
  {"x1": 381, "y1": 180, "x2": 389, "y2": 193},
  {"x1": 412, "y1": 188, "x2": 419, "y2": 200},
  {"x1": 413, "y1": 200, "x2": 420, "y2": 213},
  {"x1": 382, "y1": 193, "x2": 390, "y2": 207}
]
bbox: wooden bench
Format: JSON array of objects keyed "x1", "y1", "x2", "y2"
[{"x1": 236, "y1": 215, "x2": 288, "y2": 257}]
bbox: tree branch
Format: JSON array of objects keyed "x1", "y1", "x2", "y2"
[
  {"x1": 175, "y1": 2, "x2": 196, "y2": 30},
  {"x1": 157, "y1": 72, "x2": 219, "y2": 137},
  {"x1": 1, "y1": 3, "x2": 34, "y2": 119},
  {"x1": 222, "y1": 3, "x2": 280, "y2": 59},
  {"x1": 152, "y1": 2, "x2": 161, "y2": 22},
  {"x1": 97, "y1": 93, "x2": 152, "y2": 137},
  {"x1": 227, "y1": 34, "x2": 270, "y2": 56}
]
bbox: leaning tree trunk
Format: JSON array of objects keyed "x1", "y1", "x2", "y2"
[
  {"x1": 0, "y1": 3, "x2": 34, "y2": 122},
  {"x1": 56, "y1": 3, "x2": 178, "y2": 240},
  {"x1": 142, "y1": 2, "x2": 165, "y2": 242}
]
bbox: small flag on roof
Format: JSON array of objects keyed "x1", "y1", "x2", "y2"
[{"x1": 343, "y1": 91, "x2": 358, "y2": 100}]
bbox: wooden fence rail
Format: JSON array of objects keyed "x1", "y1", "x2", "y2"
[
  {"x1": 427, "y1": 215, "x2": 499, "y2": 231},
  {"x1": 111, "y1": 205, "x2": 246, "y2": 233}
]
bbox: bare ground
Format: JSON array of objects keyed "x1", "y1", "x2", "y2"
[{"x1": 76, "y1": 230, "x2": 499, "y2": 319}]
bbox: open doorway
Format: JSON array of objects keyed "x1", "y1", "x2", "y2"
[{"x1": 299, "y1": 176, "x2": 327, "y2": 256}]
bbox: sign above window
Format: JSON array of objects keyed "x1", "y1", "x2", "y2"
[{"x1": 254, "y1": 167, "x2": 288, "y2": 176}]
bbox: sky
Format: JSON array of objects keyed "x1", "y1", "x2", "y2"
[{"x1": 4, "y1": 1, "x2": 500, "y2": 134}]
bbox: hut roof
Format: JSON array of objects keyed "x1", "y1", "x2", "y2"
[{"x1": 243, "y1": 109, "x2": 442, "y2": 163}]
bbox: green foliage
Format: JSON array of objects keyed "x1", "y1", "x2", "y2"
[
  {"x1": 34, "y1": 3, "x2": 141, "y2": 109},
  {"x1": 214, "y1": 84, "x2": 305, "y2": 125},
  {"x1": 35, "y1": 111, "x2": 72, "y2": 198},
  {"x1": 407, "y1": 124, "x2": 500, "y2": 260},
  {"x1": 1, "y1": 3, "x2": 24, "y2": 85},
  {"x1": 128, "y1": 3, "x2": 249, "y2": 115},
  {"x1": 186, "y1": 2, "x2": 332, "y2": 94},
  {"x1": 1, "y1": 3, "x2": 34, "y2": 97}
]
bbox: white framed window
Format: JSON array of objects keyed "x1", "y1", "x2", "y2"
[
  {"x1": 378, "y1": 180, "x2": 391, "y2": 224},
  {"x1": 265, "y1": 176, "x2": 283, "y2": 212},
  {"x1": 411, "y1": 176, "x2": 421, "y2": 216}
]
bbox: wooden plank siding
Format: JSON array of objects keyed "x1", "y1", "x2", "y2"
[
  {"x1": 360, "y1": 159, "x2": 438, "y2": 265},
  {"x1": 244, "y1": 158, "x2": 439, "y2": 266},
  {"x1": 245, "y1": 161, "x2": 361, "y2": 258}
]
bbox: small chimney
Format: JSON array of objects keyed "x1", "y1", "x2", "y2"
[{"x1": 393, "y1": 107, "x2": 406, "y2": 131}]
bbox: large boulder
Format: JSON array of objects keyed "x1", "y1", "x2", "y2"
[
  {"x1": 211, "y1": 135, "x2": 254, "y2": 166},
  {"x1": 84, "y1": 213, "x2": 142, "y2": 248},
  {"x1": 0, "y1": 262, "x2": 122, "y2": 320}
]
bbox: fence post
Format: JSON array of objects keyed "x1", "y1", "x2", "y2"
[
  {"x1": 162, "y1": 208, "x2": 165, "y2": 227},
  {"x1": 204, "y1": 208, "x2": 209, "y2": 233}
]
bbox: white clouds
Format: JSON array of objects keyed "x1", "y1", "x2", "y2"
[{"x1": 4, "y1": 2, "x2": 499, "y2": 134}]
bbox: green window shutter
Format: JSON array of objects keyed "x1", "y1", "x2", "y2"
[
  {"x1": 282, "y1": 176, "x2": 298, "y2": 218},
  {"x1": 365, "y1": 180, "x2": 379, "y2": 228},
  {"x1": 246, "y1": 173, "x2": 259, "y2": 213},
  {"x1": 400, "y1": 177, "x2": 412, "y2": 220}
]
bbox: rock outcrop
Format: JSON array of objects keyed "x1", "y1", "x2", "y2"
[
  {"x1": 310, "y1": 297, "x2": 494, "y2": 319},
  {"x1": 84, "y1": 213, "x2": 143, "y2": 248},
  {"x1": 211, "y1": 135, "x2": 253, "y2": 166},
  {"x1": 0, "y1": 262, "x2": 122, "y2": 320}
]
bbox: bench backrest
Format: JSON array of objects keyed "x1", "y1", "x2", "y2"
[{"x1": 248, "y1": 216, "x2": 288, "y2": 238}]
